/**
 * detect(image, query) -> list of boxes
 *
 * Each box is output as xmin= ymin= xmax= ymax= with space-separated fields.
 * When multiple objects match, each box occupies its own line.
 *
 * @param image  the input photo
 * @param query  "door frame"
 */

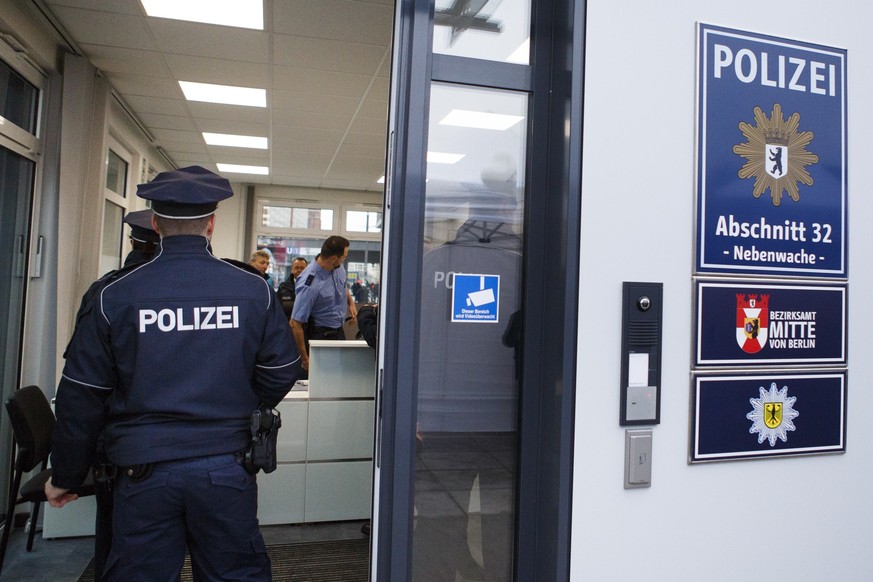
xmin=373 ymin=0 xmax=586 ymax=579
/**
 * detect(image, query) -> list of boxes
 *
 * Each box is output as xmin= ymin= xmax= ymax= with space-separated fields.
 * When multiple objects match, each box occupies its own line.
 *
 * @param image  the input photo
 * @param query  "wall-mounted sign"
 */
xmin=691 ymin=370 xmax=846 ymax=462
xmin=451 ymin=273 xmax=500 ymax=323
xmin=695 ymin=279 xmax=846 ymax=366
xmin=696 ymin=23 xmax=847 ymax=277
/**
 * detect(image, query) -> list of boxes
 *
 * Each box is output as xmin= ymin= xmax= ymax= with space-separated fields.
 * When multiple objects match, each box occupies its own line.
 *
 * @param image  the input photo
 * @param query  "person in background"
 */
xmin=290 ymin=236 xmax=357 ymax=371
xmin=249 ymin=249 xmax=274 ymax=286
xmin=46 ymin=166 xmax=301 ymax=581
xmin=277 ymin=256 xmax=308 ymax=319
xmin=120 ymin=209 xmax=160 ymax=267
xmin=75 ymin=208 xmax=159 ymax=580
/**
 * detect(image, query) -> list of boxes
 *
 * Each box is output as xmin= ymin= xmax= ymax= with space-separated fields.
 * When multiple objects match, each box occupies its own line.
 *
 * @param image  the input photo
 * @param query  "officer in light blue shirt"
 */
xmin=290 ymin=235 xmax=358 ymax=371
xmin=46 ymin=165 xmax=301 ymax=581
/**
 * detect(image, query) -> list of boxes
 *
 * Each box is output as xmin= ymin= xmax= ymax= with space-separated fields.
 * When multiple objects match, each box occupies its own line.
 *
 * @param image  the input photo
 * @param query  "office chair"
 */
xmin=0 ymin=385 xmax=95 ymax=574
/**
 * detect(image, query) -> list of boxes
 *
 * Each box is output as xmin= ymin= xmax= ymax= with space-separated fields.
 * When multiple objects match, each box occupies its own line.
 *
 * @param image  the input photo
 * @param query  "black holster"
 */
xmin=243 ymin=403 xmax=282 ymax=474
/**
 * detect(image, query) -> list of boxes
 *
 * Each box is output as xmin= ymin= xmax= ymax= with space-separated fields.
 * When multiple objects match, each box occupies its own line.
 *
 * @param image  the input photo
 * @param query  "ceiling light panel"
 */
xmin=203 ymin=132 xmax=268 ymax=149
xmin=439 ymin=109 xmax=524 ymax=131
xmin=179 ymin=81 xmax=266 ymax=107
xmin=427 ymin=151 xmax=465 ymax=164
xmin=141 ymin=0 xmax=264 ymax=30
xmin=217 ymin=163 xmax=269 ymax=175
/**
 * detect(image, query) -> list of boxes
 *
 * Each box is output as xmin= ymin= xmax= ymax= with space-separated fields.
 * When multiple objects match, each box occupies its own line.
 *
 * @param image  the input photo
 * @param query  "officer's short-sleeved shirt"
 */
xmin=291 ymin=260 xmax=348 ymax=328
xmin=57 ymin=235 xmax=300 ymax=467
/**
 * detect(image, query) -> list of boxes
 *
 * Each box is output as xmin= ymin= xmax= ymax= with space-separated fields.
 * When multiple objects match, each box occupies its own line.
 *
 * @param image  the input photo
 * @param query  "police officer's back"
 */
xmin=47 ymin=166 xmax=301 ymax=581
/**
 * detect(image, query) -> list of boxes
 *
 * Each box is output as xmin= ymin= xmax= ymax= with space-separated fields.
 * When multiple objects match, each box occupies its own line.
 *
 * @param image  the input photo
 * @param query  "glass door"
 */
xmin=375 ymin=0 xmax=582 ymax=579
xmin=412 ymin=83 xmax=526 ymax=581
xmin=0 ymin=47 xmax=42 ymax=511
xmin=0 ymin=146 xmax=36 ymax=503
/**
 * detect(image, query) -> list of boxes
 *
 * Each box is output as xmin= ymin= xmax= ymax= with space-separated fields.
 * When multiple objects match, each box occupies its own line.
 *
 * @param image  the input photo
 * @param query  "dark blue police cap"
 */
xmin=122 ymin=209 xmax=159 ymax=244
xmin=136 ymin=165 xmax=233 ymax=219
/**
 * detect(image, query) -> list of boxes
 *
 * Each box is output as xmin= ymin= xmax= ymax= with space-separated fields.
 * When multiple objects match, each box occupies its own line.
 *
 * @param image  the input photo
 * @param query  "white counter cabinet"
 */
xmin=257 ymin=340 xmax=376 ymax=525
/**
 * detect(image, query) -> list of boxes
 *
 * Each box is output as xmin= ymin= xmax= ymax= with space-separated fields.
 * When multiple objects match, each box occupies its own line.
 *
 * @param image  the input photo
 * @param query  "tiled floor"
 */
xmin=0 ymin=520 xmax=369 ymax=581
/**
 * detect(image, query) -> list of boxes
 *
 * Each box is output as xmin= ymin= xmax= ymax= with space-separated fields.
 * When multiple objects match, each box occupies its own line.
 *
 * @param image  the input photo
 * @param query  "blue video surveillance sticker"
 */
xmin=451 ymin=274 xmax=500 ymax=323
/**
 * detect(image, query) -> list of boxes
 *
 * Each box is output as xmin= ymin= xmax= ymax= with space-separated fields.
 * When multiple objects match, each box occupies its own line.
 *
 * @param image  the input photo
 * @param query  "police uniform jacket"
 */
xmin=51 ymin=235 xmax=301 ymax=489
xmin=290 ymin=259 xmax=348 ymax=329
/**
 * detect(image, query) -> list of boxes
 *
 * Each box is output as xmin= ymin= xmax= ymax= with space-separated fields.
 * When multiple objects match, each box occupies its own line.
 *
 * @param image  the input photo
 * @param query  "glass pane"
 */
xmin=433 ymin=0 xmax=531 ymax=65
xmin=261 ymin=204 xmax=334 ymax=230
xmin=0 ymin=58 xmax=39 ymax=133
xmin=346 ymin=209 xmax=382 ymax=233
xmin=0 ymin=146 xmax=34 ymax=497
xmin=347 ymin=242 xmax=381 ymax=303
xmin=105 ymin=149 xmax=128 ymax=197
xmin=413 ymin=83 xmax=526 ymax=581
xmin=100 ymin=200 xmax=124 ymax=275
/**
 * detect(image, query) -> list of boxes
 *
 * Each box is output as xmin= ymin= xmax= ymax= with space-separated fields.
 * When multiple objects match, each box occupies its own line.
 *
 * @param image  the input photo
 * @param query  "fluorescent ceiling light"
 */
xmin=203 ymin=132 xmax=268 ymax=149
xmin=179 ymin=81 xmax=266 ymax=107
xmin=141 ymin=0 xmax=264 ymax=30
xmin=217 ymin=163 xmax=269 ymax=175
xmin=427 ymin=151 xmax=465 ymax=164
xmin=439 ymin=109 xmax=524 ymax=131
xmin=506 ymin=39 xmax=530 ymax=64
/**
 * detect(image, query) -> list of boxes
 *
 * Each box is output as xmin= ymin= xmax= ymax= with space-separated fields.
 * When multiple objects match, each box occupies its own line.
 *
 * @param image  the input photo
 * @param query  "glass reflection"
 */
xmin=433 ymin=0 xmax=531 ymax=65
xmin=413 ymin=83 xmax=526 ymax=581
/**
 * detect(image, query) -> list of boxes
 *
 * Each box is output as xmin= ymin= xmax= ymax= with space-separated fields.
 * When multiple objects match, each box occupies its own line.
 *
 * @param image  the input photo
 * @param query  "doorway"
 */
xmin=374 ymin=0 xmax=583 ymax=579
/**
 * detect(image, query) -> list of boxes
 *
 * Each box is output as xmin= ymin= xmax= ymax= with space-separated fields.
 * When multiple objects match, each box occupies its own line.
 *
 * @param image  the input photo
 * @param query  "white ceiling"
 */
xmin=41 ymin=0 xmax=394 ymax=192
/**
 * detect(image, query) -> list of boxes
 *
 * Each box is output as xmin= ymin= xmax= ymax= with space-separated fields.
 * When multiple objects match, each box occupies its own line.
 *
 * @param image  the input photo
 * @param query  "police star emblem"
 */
xmin=747 ymin=382 xmax=800 ymax=446
xmin=732 ymin=103 xmax=819 ymax=206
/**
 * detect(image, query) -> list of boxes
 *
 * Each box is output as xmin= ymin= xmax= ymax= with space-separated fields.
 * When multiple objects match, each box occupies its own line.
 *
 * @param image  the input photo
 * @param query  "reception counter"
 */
xmin=257 ymin=339 xmax=377 ymax=525
xmin=44 ymin=340 xmax=376 ymax=538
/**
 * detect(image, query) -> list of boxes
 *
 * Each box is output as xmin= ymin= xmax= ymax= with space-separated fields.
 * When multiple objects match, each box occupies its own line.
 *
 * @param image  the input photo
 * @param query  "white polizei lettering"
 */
xmin=788 ymin=57 xmax=806 ymax=91
xmin=176 ymin=308 xmax=194 ymax=331
xmin=810 ymin=61 xmax=826 ymax=95
xmin=760 ymin=52 xmax=776 ymax=87
xmin=158 ymin=309 xmax=175 ymax=331
xmin=138 ymin=305 xmax=240 ymax=332
xmin=139 ymin=309 xmax=157 ymax=332
xmin=829 ymin=64 xmax=836 ymax=96
xmin=712 ymin=45 xmax=837 ymax=97
xmin=735 ymin=48 xmax=757 ymax=83
xmin=200 ymin=306 xmax=216 ymax=329
xmin=216 ymin=306 xmax=234 ymax=329
xmin=714 ymin=44 xmax=732 ymax=78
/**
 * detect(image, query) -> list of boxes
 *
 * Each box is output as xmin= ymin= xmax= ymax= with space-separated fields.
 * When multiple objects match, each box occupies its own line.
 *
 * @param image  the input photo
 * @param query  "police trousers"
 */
xmin=102 ymin=453 xmax=270 ymax=582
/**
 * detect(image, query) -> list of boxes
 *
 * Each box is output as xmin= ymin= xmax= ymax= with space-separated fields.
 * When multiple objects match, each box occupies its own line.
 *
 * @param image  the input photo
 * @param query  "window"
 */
xmin=261 ymin=202 xmax=334 ymax=231
xmin=0 ymin=57 xmax=39 ymax=134
xmin=105 ymin=149 xmax=128 ymax=197
xmin=102 ymin=137 xmax=133 ymax=275
xmin=345 ymin=209 xmax=382 ymax=234
xmin=254 ymin=199 xmax=382 ymax=291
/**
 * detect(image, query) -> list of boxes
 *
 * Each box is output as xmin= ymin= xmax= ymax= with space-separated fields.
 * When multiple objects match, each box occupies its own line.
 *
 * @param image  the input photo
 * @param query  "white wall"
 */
xmin=572 ymin=2 xmax=873 ymax=580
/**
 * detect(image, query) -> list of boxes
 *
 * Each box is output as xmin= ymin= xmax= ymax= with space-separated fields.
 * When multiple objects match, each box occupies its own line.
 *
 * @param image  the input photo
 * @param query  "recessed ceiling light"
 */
xmin=439 ymin=109 xmax=524 ymax=131
xmin=140 ymin=0 xmax=264 ymax=30
xmin=203 ymin=132 xmax=268 ymax=149
xmin=179 ymin=81 xmax=266 ymax=107
xmin=377 ymin=176 xmax=385 ymax=184
xmin=217 ymin=163 xmax=269 ymax=175
xmin=427 ymin=151 xmax=465 ymax=164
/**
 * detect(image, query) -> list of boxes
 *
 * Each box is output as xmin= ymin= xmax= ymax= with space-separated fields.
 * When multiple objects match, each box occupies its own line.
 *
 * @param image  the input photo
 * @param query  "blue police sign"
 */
xmin=696 ymin=24 xmax=847 ymax=277
xmin=691 ymin=371 xmax=846 ymax=462
xmin=451 ymin=274 xmax=500 ymax=323
xmin=695 ymin=279 xmax=846 ymax=366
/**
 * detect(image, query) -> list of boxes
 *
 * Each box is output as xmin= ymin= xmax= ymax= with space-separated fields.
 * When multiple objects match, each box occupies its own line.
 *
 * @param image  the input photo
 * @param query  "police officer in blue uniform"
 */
xmin=289 ymin=236 xmax=357 ymax=371
xmin=46 ymin=165 xmax=301 ymax=581
xmin=120 ymin=209 xmax=160 ymax=266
